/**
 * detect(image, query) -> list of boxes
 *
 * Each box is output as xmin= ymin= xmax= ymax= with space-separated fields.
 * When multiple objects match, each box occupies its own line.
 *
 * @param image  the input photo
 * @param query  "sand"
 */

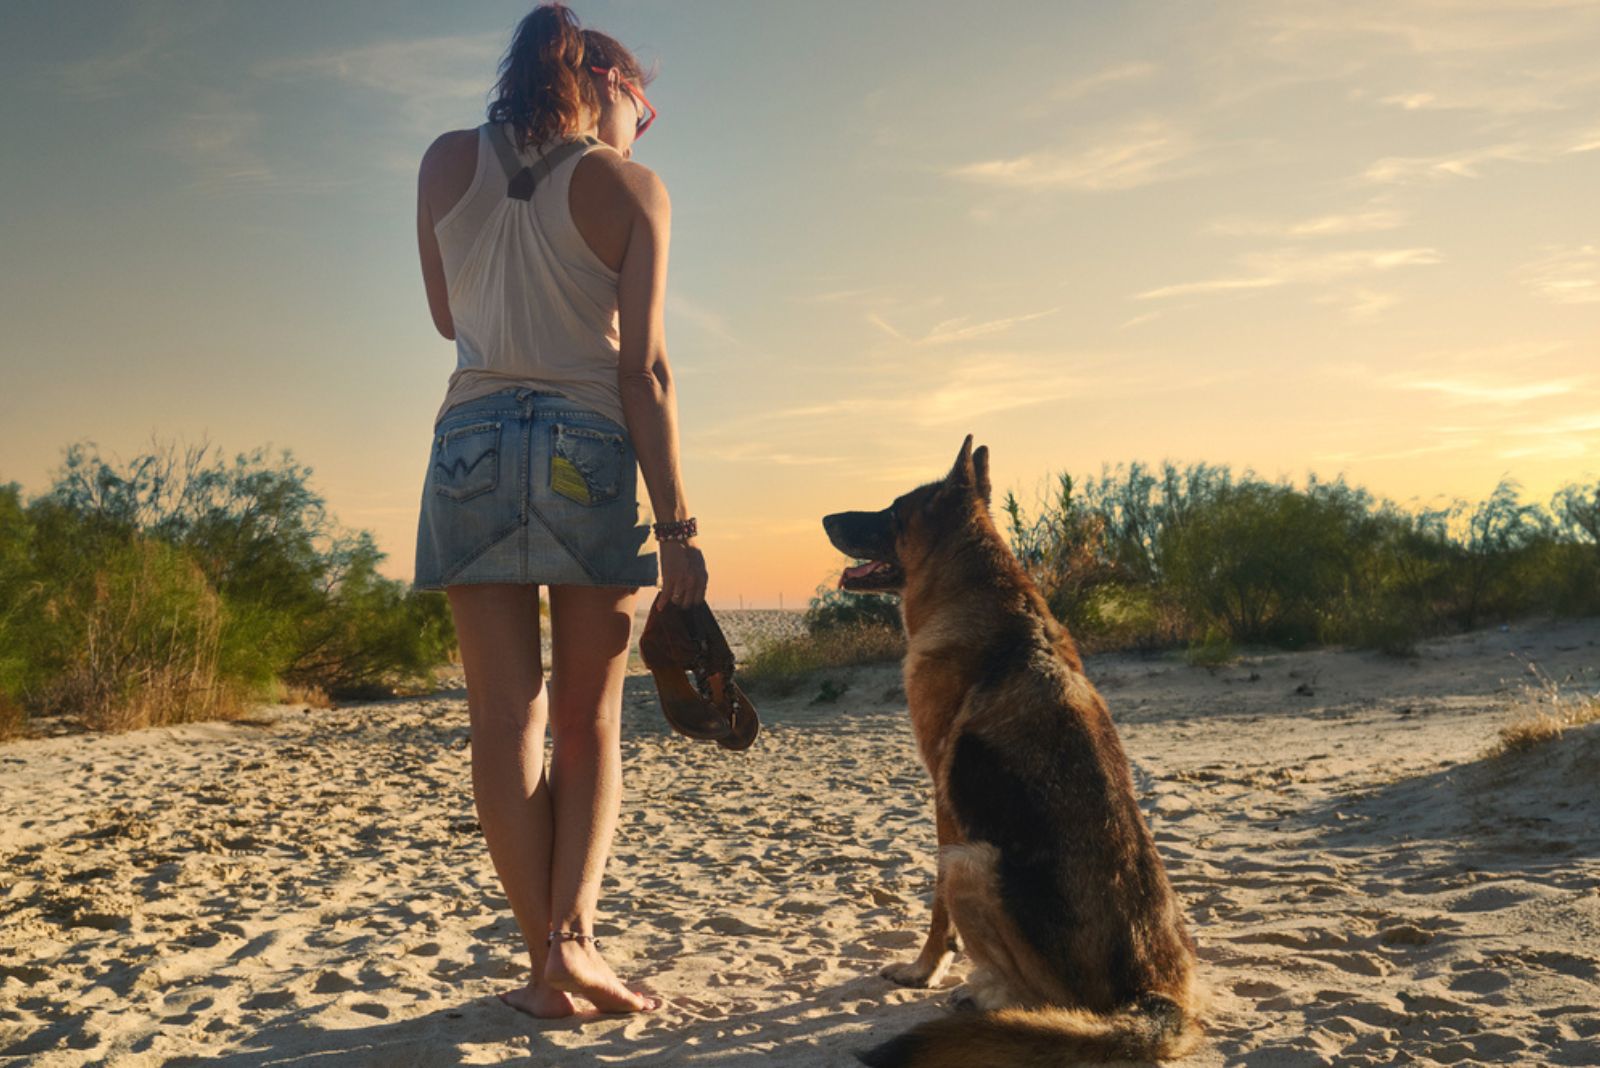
xmin=2 ymin=614 xmax=1598 ymax=1066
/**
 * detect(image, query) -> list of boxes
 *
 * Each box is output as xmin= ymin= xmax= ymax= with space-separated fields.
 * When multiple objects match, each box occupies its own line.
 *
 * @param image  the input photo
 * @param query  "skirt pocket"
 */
xmin=549 ymin=422 xmax=628 ymax=507
xmin=432 ymin=420 xmax=502 ymax=502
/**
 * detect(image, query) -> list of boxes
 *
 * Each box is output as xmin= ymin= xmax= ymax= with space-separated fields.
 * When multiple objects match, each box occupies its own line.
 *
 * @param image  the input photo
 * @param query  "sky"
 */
xmin=2 ymin=0 xmax=1598 ymax=609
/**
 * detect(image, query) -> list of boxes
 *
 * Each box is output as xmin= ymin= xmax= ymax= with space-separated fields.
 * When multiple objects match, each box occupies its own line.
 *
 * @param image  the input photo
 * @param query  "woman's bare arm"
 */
xmin=609 ymin=162 xmax=707 ymax=606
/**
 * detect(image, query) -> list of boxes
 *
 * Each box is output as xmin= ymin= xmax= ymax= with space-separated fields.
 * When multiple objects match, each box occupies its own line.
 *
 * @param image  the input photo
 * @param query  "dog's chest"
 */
xmin=903 ymin=654 xmax=968 ymax=775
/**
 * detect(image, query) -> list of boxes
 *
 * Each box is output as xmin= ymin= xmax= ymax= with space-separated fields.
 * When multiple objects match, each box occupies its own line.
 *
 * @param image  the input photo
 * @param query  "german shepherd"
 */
xmin=822 ymin=437 xmax=1201 ymax=1066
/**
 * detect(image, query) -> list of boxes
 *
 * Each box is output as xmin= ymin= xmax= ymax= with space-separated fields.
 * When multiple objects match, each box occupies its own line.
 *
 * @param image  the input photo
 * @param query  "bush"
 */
xmin=1184 ymin=628 xmax=1234 ymax=668
xmin=1003 ymin=463 xmax=1600 ymax=656
xmin=32 ymin=537 xmax=241 ymax=731
xmin=0 ymin=439 xmax=458 ymax=735
xmin=740 ymin=623 xmax=905 ymax=696
xmin=803 ymin=582 xmax=901 ymax=635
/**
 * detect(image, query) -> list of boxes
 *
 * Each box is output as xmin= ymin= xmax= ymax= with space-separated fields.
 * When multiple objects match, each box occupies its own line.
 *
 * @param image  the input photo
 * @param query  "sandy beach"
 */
xmin=2 ymin=613 xmax=1598 ymax=1066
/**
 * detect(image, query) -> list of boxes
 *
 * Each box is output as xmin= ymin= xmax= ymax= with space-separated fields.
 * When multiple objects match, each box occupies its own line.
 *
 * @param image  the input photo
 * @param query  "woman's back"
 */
xmin=428 ymin=123 xmax=627 ymax=429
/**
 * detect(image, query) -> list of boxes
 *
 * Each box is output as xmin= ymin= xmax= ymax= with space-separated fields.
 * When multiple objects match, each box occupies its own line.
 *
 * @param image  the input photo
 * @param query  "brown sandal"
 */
xmin=638 ymin=593 xmax=761 ymax=748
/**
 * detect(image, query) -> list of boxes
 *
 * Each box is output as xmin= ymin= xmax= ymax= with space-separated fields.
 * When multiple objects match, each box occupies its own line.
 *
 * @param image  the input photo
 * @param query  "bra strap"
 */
xmin=490 ymin=124 xmax=602 ymax=201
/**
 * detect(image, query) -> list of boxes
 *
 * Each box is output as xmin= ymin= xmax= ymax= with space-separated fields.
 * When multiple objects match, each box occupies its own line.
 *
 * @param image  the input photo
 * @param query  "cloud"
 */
xmin=258 ymin=33 xmax=503 ymax=128
xmin=1054 ymin=62 xmax=1159 ymax=102
xmin=1318 ymin=438 xmax=1480 ymax=463
xmin=1314 ymin=288 xmax=1402 ymax=320
xmin=1248 ymin=1 xmax=1600 ymax=58
xmin=1135 ymin=247 xmax=1442 ymax=300
xmin=1360 ymin=143 xmax=1540 ymax=184
xmin=949 ymin=120 xmax=1199 ymax=192
xmin=56 ymin=3 xmax=223 ymax=100
xmin=867 ymin=308 xmax=1059 ymax=346
xmin=1385 ymin=374 xmax=1584 ymax=405
xmin=667 ymin=295 xmax=745 ymax=349
xmin=1206 ymin=208 xmax=1409 ymax=238
xmin=1518 ymin=245 xmax=1600 ymax=305
xmin=696 ymin=442 xmax=845 ymax=467
xmin=163 ymin=89 xmax=353 ymax=197
xmin=769 ymin=352 xmax=1095 ymax=428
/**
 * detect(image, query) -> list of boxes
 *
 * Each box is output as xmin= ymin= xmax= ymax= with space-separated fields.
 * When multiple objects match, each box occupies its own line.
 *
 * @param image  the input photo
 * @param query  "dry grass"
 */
xmin=0 ymin=693 xmax=26 ymax=742
xmin=739 ymin=624 xmax=906 ymax=696
xmin=280 ymin=682 xmax=333 ymax=709
xmin=40 ymin=540 xmax=246 ymax=734
xmin=1489 ymin=658 xmax=1600 ymax=757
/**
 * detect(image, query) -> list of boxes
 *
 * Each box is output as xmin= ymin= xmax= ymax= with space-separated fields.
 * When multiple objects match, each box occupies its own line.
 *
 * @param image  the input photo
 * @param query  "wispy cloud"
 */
xmin=667 ymin=294 xmax=745 ymax=350
xmin=949 ymin=120 xmax=1199 ymax=192
xmin=1318 ymin=437 xmax=1480 ymax=464
xmin=1135 ymin=247 xmax=1441 ymax=300
xmin=1054 ymin=62 xmax=1159 ymax=102
xmin=164 ymin=89 xmax=352 ymax=197
xmin=1517 ymin=245 xmax=1600 ymax=304
xmin=1360 ymin=142 xmax=1540 ymax=184
xmin=867 ymin=308 xmax=1059 ymax=346
xmin=696 ymin=441 xmax=845 ymax=467
xmin=56 ymin=3 xmax=223 ymax=100
xmin=1385 ymin=373 xmax=1585 ymax=405
xmin=1206 ymin=207 xmax=1408 ymax=238
xmin=768 ymin=352 xmax=1095 ymax=428
xmin=1250 ymin=1 xmax=1600 ymax=58
xmin=1314 ymin=288 xmax=1402 ymax=320
xmin=258 ymin=33 xmax=502 ymax=130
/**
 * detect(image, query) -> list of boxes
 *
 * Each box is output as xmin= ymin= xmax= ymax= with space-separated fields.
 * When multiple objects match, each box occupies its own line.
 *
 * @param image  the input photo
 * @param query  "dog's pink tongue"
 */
xmin=841 ymin=561 xmax=884 ymax=585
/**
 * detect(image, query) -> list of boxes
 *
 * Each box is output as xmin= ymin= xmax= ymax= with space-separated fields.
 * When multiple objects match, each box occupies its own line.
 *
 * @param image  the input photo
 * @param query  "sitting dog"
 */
xmin=822 ymin=436 xmax=1201 ymax=1066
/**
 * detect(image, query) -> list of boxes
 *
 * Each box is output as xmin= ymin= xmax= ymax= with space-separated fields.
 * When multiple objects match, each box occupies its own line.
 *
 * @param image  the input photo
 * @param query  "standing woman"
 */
xmin=413 ymin=3 xmax=704 ymax=1017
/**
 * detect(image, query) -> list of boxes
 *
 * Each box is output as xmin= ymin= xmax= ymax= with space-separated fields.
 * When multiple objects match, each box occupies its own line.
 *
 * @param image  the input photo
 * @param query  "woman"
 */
xmin=412 ymin=3 xmax=704 ymax=1017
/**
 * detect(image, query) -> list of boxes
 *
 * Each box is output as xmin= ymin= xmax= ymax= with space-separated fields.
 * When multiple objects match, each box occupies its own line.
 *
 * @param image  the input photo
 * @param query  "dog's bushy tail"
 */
xmin=856 ymin=994 xmax=1200 ymax=1068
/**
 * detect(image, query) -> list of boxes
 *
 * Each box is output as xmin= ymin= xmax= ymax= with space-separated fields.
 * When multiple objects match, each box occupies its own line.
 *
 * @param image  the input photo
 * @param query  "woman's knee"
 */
xmin=470 ymin=684 xmax=548 ymax=737
xmin=548 ymin=701 xmax=622 ymax=742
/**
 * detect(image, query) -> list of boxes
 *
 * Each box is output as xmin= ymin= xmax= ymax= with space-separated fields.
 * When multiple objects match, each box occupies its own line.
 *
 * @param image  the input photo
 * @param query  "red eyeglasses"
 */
xmin=590 ymin=66 xmax=656 ymax=139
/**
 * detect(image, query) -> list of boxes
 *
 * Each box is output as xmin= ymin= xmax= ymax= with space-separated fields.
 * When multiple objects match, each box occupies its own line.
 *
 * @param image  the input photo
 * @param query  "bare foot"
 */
xmin=497 ymin=983 xmax=578 ymax=1019
xmin=544 ymin=939 xmax=660 ymax=1013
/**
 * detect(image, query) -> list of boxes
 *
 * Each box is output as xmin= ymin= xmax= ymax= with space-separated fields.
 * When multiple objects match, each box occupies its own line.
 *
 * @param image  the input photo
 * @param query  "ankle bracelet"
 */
xmin=548 ymin=928 xmax=602 ymax=951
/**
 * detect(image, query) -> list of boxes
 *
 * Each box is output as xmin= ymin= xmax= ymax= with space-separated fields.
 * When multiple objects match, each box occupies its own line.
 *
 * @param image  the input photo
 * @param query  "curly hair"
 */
xmin=487 ymin=3 xmax=650 ymax=151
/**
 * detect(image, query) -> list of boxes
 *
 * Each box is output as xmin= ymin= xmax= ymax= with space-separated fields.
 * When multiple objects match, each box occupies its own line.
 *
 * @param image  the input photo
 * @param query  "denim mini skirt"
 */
xmin=413 ymin=387 xmax=658 ymax=591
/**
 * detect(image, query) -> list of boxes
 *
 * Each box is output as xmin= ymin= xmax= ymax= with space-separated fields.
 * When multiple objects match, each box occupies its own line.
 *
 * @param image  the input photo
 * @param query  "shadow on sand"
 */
xmin=170 ymin=974 xmax=944 ymax=1067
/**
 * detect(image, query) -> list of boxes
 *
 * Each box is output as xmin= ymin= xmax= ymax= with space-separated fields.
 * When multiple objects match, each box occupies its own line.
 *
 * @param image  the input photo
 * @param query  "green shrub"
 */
xmin=32 ymin=536 xmax=241 ymax=731
xmin=1004 ymin=464 xmax=1600 ymax=656
xmin=741 ymin=623 xmax=905 ymax=696
xmin=0 ymin=439 xmax=459 ymax=735
xmin=803 ymin=582 xmax=901 ymax=635
xmin=1184 ymin=628 xmax=1235 ymax=668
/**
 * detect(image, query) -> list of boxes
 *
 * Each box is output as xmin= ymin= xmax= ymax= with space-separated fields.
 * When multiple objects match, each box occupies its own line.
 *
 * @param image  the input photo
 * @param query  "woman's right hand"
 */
xmin=659 ymin=539 xmax=708 ymax=607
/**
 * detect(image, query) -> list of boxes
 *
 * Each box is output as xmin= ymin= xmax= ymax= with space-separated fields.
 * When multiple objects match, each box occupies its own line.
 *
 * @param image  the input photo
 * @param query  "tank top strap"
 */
xmin=488 ymin=124 xmax=604 ymax=202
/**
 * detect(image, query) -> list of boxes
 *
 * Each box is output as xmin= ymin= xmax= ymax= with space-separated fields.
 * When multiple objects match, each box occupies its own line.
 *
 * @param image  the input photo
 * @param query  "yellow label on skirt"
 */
xmin=551 ymin=455 xmax=593 ymax=505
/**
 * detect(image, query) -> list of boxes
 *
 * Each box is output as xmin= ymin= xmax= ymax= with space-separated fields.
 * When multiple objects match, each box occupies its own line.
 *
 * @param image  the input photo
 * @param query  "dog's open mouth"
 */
xmin=840 ymin=559 xmax=903 ymax=592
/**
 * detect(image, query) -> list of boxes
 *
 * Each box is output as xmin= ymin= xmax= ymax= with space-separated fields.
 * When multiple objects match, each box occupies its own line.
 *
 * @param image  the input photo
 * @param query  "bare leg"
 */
xmin=446 ymin=584 xmax=574 ymax=1018
xmin=542 ymin=584 xmax=658 ymax=1013
xmin=882 ymin=800 xmax=963 ymax=987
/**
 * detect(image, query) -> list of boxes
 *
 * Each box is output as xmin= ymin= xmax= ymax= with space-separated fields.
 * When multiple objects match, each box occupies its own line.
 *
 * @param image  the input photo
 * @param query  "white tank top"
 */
xmin=431 ymin=122 xmax=625 ymax=428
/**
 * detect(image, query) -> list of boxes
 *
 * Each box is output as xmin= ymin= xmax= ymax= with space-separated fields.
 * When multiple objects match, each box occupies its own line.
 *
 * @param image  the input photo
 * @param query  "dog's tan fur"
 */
xmin=827 ymin=438 xmax=1202 ymax=1067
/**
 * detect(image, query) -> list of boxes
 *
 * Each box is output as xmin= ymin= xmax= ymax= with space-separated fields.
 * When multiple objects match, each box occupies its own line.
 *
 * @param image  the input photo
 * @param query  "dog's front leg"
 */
xmin=880 ymin=802 xmax=962 ymax=988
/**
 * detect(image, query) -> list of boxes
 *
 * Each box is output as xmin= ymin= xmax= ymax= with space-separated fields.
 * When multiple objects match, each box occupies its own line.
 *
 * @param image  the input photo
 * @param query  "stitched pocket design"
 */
xmin=550 ymin=423 xmax=627 ymax=507
xmin=432 ymin=420 xmax=502 ymax=502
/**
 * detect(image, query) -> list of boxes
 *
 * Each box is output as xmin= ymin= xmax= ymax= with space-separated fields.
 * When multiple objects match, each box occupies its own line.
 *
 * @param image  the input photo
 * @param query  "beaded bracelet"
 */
xmin=653 ymin=517 xmax=698 ymax=543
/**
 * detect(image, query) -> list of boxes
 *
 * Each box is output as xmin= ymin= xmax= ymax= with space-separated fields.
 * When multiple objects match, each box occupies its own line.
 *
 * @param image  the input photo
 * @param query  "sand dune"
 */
xmin=2 ymin=616 xmax=1598 ymax=1066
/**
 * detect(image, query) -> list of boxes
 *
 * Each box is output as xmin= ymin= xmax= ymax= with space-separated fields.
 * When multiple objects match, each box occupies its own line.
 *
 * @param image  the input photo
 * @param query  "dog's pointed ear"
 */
xmin=946 ymin=434 xmax=975 ymax=489
xmin=973 ymin=445 xmax=991 ymax=505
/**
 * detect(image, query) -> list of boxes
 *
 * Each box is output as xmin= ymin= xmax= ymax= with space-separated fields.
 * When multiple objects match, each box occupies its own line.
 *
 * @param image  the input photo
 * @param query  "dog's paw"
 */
xmin=880 ymin=953 xmax=952 ymax=988
xmin=948 ymin=988 xmax=979 ymax=1013
xmin=879 ymin=959 xmax=936 ymax=988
